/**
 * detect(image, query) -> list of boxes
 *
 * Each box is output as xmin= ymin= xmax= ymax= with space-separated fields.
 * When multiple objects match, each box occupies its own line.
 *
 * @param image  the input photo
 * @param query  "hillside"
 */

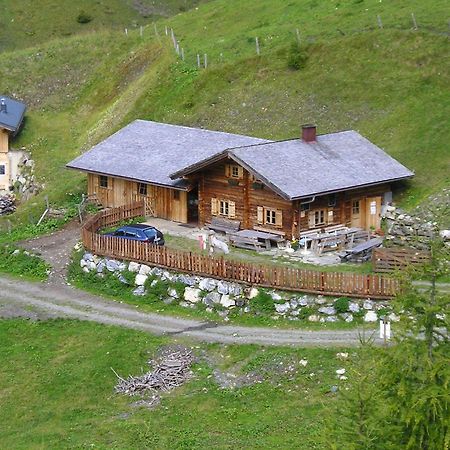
xmin=0 ymin=0 xmax=449 ymax=226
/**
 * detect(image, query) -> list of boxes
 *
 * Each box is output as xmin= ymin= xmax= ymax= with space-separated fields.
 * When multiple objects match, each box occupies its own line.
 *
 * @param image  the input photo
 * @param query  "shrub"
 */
xmin=287 ymin=41 xmax=308 ymax=70
xmin=77 ymin=11 xmax=93 ymax=24
xmin=334 ymin=297 xmax=350 ymax=314
xmin=298 ymin=306 xmax=316 ymax=320
xmin=252 ymin=291 xmax=274 ymax=314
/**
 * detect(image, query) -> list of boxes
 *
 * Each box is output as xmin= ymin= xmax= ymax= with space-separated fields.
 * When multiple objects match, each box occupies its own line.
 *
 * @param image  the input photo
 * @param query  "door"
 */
xmin=350 ymin=199 xmax=364 ymax=228
xmin=365 ymin=196 xmax=382 ymax=230
xmin=187 ymin=187 xmax=199 ymax=223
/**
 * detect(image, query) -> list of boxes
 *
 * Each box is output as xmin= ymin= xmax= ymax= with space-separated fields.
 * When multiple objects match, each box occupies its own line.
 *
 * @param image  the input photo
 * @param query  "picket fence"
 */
xmin=82 ymin=202 xmax=400 ymax=299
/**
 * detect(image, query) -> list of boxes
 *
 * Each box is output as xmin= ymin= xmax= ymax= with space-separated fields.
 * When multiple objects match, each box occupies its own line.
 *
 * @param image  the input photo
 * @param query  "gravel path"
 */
xmin=0 ymin=275 xmax=380 ymax=346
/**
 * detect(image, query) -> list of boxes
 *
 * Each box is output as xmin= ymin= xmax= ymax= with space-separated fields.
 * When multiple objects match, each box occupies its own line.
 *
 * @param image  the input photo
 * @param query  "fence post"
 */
xmin=181 ymin=47 xmax=185 ymax=61
xmin=140 ymin=25 xmax=143 ymax=37
xmin=197 ymin=53 xmax=201 ymax=68
xmin=411 ymin=12 xmax=418 ymax=30
xmin=125 ymin=28 xmax=128 ymax=36
xmin=295 ymin=28 xmax=301 ymax=45
xmin=204 ymin=53 xmax=208 ymax=68
xmin=377 ymin=15 xmax=383 ymax=29
xmin=255 ymin=37 xmax=260 ymax=55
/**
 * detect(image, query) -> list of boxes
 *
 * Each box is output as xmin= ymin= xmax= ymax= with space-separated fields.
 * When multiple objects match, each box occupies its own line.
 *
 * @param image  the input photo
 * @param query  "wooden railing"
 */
xmin=372 ymin=247 xmax=430 ymax=273
xmin=82 ymin=201 xmax=400 ymax=299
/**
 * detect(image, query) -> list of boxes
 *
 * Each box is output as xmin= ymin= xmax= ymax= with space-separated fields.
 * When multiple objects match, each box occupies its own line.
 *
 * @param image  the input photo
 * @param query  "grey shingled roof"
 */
xmin=66 ymin=120 xmax=269 ymax=189
xmin=228 ymin=131 xmax=414 ymax=200
xmin=0 ymin=95 xmax=26 ymax=134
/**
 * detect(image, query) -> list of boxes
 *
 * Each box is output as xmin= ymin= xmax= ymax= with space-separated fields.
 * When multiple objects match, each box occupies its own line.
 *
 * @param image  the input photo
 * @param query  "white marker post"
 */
xmin=379 ymin=318 xmax=391 ymax=345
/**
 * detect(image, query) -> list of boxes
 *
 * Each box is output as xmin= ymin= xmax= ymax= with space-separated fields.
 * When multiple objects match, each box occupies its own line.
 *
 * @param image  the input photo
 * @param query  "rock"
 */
xmin=315 ymin=295 xmax=327 ymax=305
xmin=139 ymin=264 xmax=152 ymax=276
xmin=308 ymin=314 xmax=320 ymax=322
xmin=161 ymin=271 xmax=172 ymax=281
xmin=106 ymin=259 xmax=121 ymax=272
xmin=128 ymin=261 xmax=140 ymax=273
xmin=275 ymin=302 xmax=290 ymax=314
xmin=199 ymin=278 xmax=217 ymax=292
xmin=87 ymin=261 xmax=96 ymax=271
xmin=228 ymin=283 xmax=243 ymax=297
xmin=168 ymin=288 xmax=179 ymax=299
xmin=348 ymin=302 xmax=360 ymax=313
xmin=150 ymin=279 xmax=158 ymax=287
xmin=235 ymin=298 xmax=246 ymax=307
xmin=330 ymin=385 xmax=339 ymax=393
xmin=336 ymin=352 xmax=349 ymax=360
xmin=80 ymin=259 xmax=87 ymax=268
xmin=179 ymin=301 xmax=190 ymax=308
xmin=248 ymin=287 xmax=259 ymax=299
xmin=82 ymin=266 xmax=89 ymax=273
xmin=205 ymin=307 xmax=214 ymax=313
xmin=299 ymin=359 xmax=308 ymax=367
xmin=96 ymin=261 xmax=105 ymax=273
xmin=326 ymin=315 xmax=338 ymax=322
xmin=220 ymin=295 xmax=236 ymax=308
xmin=151 ymin=267 xmax=163 ymax=277
xmin=271 ymin=292 xmax=282 ymax=301
xmin=388 ymin=313 xmax=400 ymax=322
xmin=290 ymin=298 xmax=299 ymax=309
xmin=440 ymin=230 xmax=450 ymax=240
xmin=217 ymin=281 xmax=230 ymax=295
xmin=163 ymin=297 xmax=174 ymax=305
xmin=203 ymin=291 xmax=221 ymax=306
xmin=83 ymin=252 xmax=94 ymax=262
xmin=363 ymin=300 xmax=374 ymax=310
xmin=341 ymin=313 xmax=354 ymax=323
xmin=318 ymin=306 xmax=336 ymax=315
xmin=336 ymin=368 xmax=346 ymax=375
xmin=290 ymin=309 xmax=300 ymax=317
xmin=117 ymin=274 xmax=129 ymax=284
xmin=178 ymin=274 xmax=196 ymax=286
xmin=184 ymin=287 xmax=201 ymax=303
xmin=132 ymin=286 xmax=146 ymax=296
xmin=135 ymin=274 xmax=148 ymax=286
xmin=117 ymin=262 xmax=127 ymax=272
xmin=12 ymin=249 xmax=20 ymax=256
xmin=364 ymin=311 xmax=378 ymax=322
xmin=298 ymin=296 xmax=310 ymax=307
xmin=243 ymin=306 xmax=251 ymax=313
xmin=217 ymin=310 xmax=229 ymax=319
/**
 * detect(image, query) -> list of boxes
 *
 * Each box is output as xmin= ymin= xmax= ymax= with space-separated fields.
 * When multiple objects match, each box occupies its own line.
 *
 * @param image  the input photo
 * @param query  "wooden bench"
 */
xmin=316 ymin=235 xmax=347 ymax=254
xmin=324 ymin=224 xmax=347 ymax=234
xmin=206 ymin=217 xmax=240 ymax=234
xmin=229 ymin=235 xmax=266 ymax=251
xmin=339 ymin=238 xmax=383 ymax=262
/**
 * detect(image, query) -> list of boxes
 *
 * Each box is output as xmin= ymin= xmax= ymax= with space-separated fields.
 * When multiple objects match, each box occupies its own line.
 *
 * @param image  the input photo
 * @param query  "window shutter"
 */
xmin=237 ymin=166 xmax=244 ymax=179
xmin=257 ymin=206 xmax=264 ymax=224
xmin=211 ymin=198 xmax=218 ymax=216
xmin=228 ymin=201 xmax=236 ymax=218
xmin=275 ymin=209 xmax=283 ymax=228
xmin=327 ymin=210 xmax=334 ymax=224
xmin=308 ymin=211 xmax=315 ymax=228
xmin=225 ymin=164 xmax=231 ymax=178
xmin=108 ymin=177 xmax=114 ymax=191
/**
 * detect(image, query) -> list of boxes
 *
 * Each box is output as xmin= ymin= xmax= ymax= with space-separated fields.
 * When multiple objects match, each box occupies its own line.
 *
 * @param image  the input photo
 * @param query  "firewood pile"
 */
xmin=0 ymin=193 xmax=16 ymax=216
xmin=113 ymin=348 xmax=194 ymax=397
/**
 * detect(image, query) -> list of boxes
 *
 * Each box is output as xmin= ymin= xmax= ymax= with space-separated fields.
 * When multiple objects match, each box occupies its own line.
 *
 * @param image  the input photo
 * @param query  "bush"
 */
xmin=334 ymin=297 xmax=350 ymax=314
xmin=0 ymin=245 xmax=50 ymax=281
xmin=252 ymin=291 xmax=274 ymax=314
xmin=77 ymin=11 xmax=93 ymax=24
xmin=287 ymin=41 xmax=308 ymax=70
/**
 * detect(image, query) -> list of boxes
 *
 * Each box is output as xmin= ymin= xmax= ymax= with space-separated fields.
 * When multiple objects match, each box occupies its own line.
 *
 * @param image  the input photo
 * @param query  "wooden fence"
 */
xmin=81 ymin=202 xmax=400 ymax=299
xmin=372 ymin=248 xmax=430 ymax=273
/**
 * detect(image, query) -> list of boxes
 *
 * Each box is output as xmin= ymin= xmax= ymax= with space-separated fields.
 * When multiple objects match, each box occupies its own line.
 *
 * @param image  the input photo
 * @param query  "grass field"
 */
xmin=0 ymin=0 xmax=449 ymax=232
xmin=0 ymin=319 xmax=348 ymax=449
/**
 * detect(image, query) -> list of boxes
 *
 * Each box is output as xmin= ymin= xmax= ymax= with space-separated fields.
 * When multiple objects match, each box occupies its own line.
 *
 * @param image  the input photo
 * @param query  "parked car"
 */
xmin=105 ymin=224 xmax=164 ymax=245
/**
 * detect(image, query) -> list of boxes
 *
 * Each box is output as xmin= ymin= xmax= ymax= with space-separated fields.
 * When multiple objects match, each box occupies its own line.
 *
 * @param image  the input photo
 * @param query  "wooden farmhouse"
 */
xmin=67 ymin=120 xmax=414 ymax=239
xmin=0 ymin=96 xmax=26 ymax=192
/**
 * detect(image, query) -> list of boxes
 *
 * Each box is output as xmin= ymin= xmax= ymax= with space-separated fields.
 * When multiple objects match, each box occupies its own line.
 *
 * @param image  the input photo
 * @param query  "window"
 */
xmin=352 ymin=200 xmax=360 ymax=215
xmin=138 ymin=182 xmax=147 ymax=196
xmin=0 ymin=165 xmax=5 ymax=175
xmin=99 ymin=175 xmax=108 ymax=188
xmin=314 ymin=210 xmax=325 ymax=226
xmin=257 ymin=206 xmax=282 ymax=228
xmin=300 ymin=202 xmax=310 ymax=211
xmin=328 ymin=194 xmax=337 ymax=207
xmin=211 ymin=198 xmax=236 ymax=218
xmin=225 ymin=164 xmax=243 ymax=179
xmin=173 ymin=190 xmax=180 ymax=200
xmin=265 ymin=208 xmax=277 ymax=225
xmin=219 ymin=200 xmax=230 ymax=216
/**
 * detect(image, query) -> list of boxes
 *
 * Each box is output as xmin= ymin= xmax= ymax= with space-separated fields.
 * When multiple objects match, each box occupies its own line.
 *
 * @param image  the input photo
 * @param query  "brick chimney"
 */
xmin=302 ymin=124 xmax=316 ymax=143
xmin=0 ymin=99 xmax=6 ymax=113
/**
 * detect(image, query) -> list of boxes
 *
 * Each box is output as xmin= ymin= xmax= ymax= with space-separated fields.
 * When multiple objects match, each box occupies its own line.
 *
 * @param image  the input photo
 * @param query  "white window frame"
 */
xmin=0 ymin=164 xmax=5 ymax=175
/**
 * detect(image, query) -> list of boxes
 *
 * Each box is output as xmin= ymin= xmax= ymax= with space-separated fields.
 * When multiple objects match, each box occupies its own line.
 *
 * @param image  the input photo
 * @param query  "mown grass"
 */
xmin=0 ymin=245 xmax=49 ymax=281
xmin=0 ymin=319 xmax=349 ymax=449
xmin=0 ymin=0 xmax=448 ymax=236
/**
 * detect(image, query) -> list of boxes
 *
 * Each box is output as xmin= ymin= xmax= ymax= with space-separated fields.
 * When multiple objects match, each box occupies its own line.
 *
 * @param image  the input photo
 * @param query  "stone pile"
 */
xmin=13 ymin=155 xmax=40 ymax=201
xmin=0 ymin=193 xmax=16 ymax=215
xmin=80 ymin=252 xmax=395 ymax=323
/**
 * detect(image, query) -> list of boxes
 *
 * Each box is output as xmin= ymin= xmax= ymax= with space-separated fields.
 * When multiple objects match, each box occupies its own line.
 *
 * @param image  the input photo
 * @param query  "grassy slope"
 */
xmin=0 ymin=0 xmax=208 ymax=51
xmin=0 ymin=319 xmax=346 ymax=449
xmin=0 ymin=0 xmax=449 ymax=232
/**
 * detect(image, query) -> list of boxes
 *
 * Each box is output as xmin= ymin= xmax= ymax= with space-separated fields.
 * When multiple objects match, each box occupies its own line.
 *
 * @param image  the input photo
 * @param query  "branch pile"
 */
xmin=0 ymin=193 xmax=16 ymax=216
xmin=113 ymin=348 xmax=194 ymax=398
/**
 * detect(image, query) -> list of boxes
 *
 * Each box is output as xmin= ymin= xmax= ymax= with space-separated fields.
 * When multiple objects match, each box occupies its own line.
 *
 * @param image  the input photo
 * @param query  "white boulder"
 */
xmin=128 ymin=261 xmax=141 ymax=273
xmin=135 ymin=274 xmax=148 ymax=286
xmin=184 ymin=287 xmax=201 ymax=303
xmin=139 ymin=264 xmax=152 ymax=276
xmin=364 ymin=311 xmax=378 ymax=322
xmin=220 ymin=295 xmax=236 ymax=308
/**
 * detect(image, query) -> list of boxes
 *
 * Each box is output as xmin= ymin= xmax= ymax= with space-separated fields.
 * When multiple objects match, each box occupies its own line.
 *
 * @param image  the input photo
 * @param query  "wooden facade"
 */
xmin=0 ymin=128 xmax=10 ymax=191
xmin=87 ymin=173 xmax=188 ymax=223
xmin=87 ymin=158 xmax=388 ymax=239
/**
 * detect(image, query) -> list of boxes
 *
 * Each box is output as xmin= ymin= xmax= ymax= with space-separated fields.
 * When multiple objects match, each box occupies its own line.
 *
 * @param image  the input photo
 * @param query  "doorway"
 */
xmin=187 ymin=186 xmax=199 ymax=224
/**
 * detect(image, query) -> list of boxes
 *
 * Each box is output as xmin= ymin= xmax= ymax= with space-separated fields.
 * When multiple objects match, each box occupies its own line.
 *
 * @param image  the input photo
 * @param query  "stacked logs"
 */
xmin=0 ymin=193 xmax=16 ymax=216
xmin=113 ymin=348 xmax=194 ymax=397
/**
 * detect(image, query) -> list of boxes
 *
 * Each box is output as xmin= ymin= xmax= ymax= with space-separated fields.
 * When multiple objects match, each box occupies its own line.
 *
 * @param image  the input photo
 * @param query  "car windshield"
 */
xmin=143 ymin=228 xmax=157 ymax=239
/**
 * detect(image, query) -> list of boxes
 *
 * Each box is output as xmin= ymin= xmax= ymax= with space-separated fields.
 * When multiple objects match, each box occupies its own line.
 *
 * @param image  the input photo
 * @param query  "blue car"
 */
xmin=106 ymin=224 xmax=165 ymax=245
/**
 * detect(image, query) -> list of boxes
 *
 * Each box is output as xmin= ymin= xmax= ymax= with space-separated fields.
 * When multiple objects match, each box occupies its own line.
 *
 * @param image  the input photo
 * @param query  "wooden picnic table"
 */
xmin=339 ymin=237 xmax=383 ymax=262
xmin=299 ymin=227 xmax=363 ymax=254
xmin=229 ymin=229 xmax=285 ymax=251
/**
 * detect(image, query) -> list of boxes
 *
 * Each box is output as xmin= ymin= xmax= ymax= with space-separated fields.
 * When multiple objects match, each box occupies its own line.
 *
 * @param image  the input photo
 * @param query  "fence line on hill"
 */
xmin=82 ymin=202 xmax=400 ymax=299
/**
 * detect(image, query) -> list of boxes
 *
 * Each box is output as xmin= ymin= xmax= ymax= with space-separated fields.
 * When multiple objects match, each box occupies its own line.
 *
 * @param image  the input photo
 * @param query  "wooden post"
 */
xmin=176 ymin=43 xmax=180 ymax=55
xmin=377 ymin=15 xmax=383 ymax=29
xmin=411 ymin=12 xmax=418 ymax=30
xmin=197 ymin=53 xmax=201 ymax=68
xmin=204 ymin=53 xmax=208 ymax=68
xmin=153 ymin=23 xmax=158 ymax=36
xmin=165 ymin=26 xmax=168 ymax=36
xmin=125 ymin=28 xmax=128 ymax=36
xmin=181 ymin=47 xmax=185 ymax=61
xmin=255 ymin=37 xmax=260 ymax=55
xmin=295 ymin=28 xmax=301 ymax=45
xmin=140 ymin=26 xmax=143 ymax=37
